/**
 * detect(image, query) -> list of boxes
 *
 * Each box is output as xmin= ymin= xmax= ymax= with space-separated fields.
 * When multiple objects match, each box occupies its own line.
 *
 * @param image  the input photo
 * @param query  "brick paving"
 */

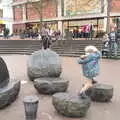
xmin=0 ymin=55 xmax=120 ymax=120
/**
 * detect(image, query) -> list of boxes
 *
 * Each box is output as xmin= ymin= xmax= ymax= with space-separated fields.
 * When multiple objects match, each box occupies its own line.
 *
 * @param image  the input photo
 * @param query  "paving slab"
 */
xmin=0 ymin=55 xmax=119 ymax=120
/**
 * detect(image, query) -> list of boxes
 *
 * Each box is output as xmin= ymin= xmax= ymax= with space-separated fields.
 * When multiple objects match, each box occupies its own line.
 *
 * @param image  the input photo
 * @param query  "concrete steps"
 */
xmin=0 ymin=39 xmax=119 ymax=59
xmin=51 ymin=40 xmax=103 ymax=57
xmin=0 ymin=40 xmax=42 ymax=55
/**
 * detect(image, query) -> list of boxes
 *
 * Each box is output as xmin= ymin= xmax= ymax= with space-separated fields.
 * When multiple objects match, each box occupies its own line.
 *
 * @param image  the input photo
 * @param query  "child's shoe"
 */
xmin=92 ymin=78 xmax=98 ymax=84
xmin=78 ymin=92 xmax=88 ymax=99
xmin=85 ymin=87 xmax=93 ymax=97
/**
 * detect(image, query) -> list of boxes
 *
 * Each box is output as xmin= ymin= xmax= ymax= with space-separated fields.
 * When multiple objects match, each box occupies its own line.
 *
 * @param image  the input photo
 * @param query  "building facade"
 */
xmin=0 ymin=0 xmax=13 ymax=35
xmin=12 ymin=0 xmax=57 ymax=35
xmin=12 ymin=0 xmax=120 ymax=37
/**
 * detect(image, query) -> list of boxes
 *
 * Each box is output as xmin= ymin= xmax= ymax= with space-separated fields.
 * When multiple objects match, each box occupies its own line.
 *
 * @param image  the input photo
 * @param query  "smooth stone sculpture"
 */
xmin=0 ymin=57 xmax=20 ymax=109
xmin=27 ymin=49 xmax=62 ymax=81
xmin=52 ymin=93 xmax=91 ymax=117
xmin=34 ymin=78 xmax=69 ymax=95
xmin=90 ymin=83 xmax=113 ymax=102
xmin=0 ymin=79 xmax=20 ymax=108
xmin=0 ymin=57 xmax=9 ymax=88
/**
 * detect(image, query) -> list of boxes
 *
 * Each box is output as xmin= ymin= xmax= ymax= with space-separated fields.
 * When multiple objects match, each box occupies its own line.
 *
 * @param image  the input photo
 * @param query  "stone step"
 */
xmin=52 ymin=47 xmax=102 ymax=51
xmin=0 ymin=51 xmax=32 ymax=54
xmin=52 ymin=43 xmax=102 ymax=46
xmin=55 ymin=40 xmax=102 ymax=43
xmin=0 ymin=47 xmax=41 ymax=49
xmin=52 ymin=46 xmax=102 ymax=49
xmin=59 ymin=54 xmax=80 ymax=57
xmin=1 ymin=40 xmax=120 ymax=59
xmin=53 ymin=50 xmax=84 ymax=54
xmin=0 ymin=48 xmax=40 ymax=51
xmin=0 ymin=45 xmax=42 ymax=48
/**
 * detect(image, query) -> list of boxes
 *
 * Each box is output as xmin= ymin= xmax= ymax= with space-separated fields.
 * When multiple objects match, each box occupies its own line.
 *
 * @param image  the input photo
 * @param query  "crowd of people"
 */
xmin=72 ymin=24 xmax=93 ymax=38
xmin=19 ymin=25 xmax=61 ymax=42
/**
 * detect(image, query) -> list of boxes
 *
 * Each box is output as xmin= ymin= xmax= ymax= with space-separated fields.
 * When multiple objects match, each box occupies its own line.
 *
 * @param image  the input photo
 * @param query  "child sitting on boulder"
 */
xmin=77 ymin=45 xmax=101 ymax=98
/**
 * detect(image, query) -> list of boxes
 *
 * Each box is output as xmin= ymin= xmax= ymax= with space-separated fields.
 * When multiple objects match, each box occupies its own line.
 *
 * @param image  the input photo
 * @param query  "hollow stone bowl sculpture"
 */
xmin=90 ymin=83 xmax=113 ymax=102
xmin=27 ymin=49 xmax=62 ymax=81
xmin=0 ymin=57 xmax=20 ymax=109
xmin=34 ymin=78 xmax=69 ymax=95
xmin=52 ymin=93 xmax=91 ymax=117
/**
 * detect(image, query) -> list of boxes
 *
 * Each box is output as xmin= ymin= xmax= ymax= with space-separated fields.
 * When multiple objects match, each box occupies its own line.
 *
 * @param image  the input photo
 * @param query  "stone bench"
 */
xmin=0 ymin=79 xmax=20 ymax=109
xmin=0 ymin=57 xmax=20 ymax=109
xmin=52 ymin=93 xmax=91 ymax=117
xmin=88 ymin=84 xmax=114 ymax=102
xmin=34 ymin=78 xmax=69 ymax=95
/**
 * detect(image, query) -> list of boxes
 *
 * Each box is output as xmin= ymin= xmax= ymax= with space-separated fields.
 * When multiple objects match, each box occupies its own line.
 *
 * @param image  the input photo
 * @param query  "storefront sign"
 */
xmin=0 ymin=20 xmax=4 ymax=24
xmin=64 ymin=0 xmax=102 ymax=16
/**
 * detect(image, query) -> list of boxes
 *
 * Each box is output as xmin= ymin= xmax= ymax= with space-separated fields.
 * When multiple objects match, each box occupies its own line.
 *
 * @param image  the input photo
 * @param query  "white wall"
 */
xmin=0 ymin=0 xmax=13 ymax=35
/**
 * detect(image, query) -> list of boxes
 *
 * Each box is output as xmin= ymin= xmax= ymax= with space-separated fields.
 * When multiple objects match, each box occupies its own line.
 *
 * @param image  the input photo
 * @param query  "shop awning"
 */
xmin=0 ymin=20 xmax=5 ymax=24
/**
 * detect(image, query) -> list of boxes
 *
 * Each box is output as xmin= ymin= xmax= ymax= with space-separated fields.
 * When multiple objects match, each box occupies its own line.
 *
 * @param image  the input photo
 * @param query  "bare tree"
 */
xmin=27 ymin=0 xmax=57 ymax=32
xmin=106 ymin=0 xmax=112 ymax=34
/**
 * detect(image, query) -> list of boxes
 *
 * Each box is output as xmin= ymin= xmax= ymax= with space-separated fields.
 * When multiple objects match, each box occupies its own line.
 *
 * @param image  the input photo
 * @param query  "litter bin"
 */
xmin=23 ymin=96 xmax=39 ymax=120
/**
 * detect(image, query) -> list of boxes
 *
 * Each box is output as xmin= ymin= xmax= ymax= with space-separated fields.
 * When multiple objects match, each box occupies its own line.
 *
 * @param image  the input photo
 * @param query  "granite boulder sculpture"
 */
xmin=0 ymin=57 xmax=20 ymax=108
xmin=27 ymin=49 xmax=62 ymax=81
xmin=52 ymin=93 xmax=91 ymax=117
xmin=27 ymin=49 xmax=69 ymax=95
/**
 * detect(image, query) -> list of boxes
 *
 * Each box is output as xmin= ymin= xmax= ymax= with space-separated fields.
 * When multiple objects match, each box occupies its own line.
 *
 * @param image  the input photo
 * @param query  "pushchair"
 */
xmin=101 ymin=41 xmax=110 ymax=57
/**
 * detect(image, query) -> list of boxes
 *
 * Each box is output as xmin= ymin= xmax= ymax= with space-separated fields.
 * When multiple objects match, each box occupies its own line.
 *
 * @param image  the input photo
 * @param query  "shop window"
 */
xmin=16 ymin=5 xmax=22 ymax=9
xmin=63 ymin=19 xmax=104 ymax=38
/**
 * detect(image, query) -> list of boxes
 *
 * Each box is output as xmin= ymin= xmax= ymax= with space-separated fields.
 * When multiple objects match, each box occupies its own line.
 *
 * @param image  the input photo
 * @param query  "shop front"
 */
xmin=25 ymin=21 xmax=58 ymax=31
xmin=13 ymin=21 xmax=58 ymax=38
xmin=13 ymin=23 xmax=26 ymax=35
xmin=62 ymin=0 xmax=105 ymax=38
xmin=0 ymin=20 xmax=5 ymax=36
xmin=63 ymin=18 xmax=104 ymax=38
xmin=113 ymin=17 xmax=120 ymax=38
xmin=25 ymin=21 xmax=58 ymax=38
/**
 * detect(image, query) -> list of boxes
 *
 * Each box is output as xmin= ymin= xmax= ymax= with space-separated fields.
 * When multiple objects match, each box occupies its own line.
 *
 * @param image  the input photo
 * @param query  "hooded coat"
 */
xmin=78 ymin=51 xmax=101 ymax=79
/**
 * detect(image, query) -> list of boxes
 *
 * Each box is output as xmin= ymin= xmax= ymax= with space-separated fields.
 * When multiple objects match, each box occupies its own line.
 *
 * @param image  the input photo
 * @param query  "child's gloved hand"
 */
xmin=80 ymin=55 xmax=88 ymax=59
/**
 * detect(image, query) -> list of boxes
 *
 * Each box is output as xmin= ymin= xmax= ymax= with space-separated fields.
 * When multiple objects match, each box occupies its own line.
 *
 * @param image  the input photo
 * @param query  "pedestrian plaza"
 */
xmin=0 ymin=55 xmax=119 ymax=120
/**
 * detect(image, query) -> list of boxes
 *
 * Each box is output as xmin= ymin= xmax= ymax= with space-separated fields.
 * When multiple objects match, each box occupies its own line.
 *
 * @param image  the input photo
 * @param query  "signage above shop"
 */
xmin=64 ymin=0 xmax=102 ymax=16
xmin=0 ymin=20 xmax=4 ymax=24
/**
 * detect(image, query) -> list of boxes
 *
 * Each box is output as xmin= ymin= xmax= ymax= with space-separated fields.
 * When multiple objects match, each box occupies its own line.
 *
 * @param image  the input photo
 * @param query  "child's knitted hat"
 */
xmin=85 ymin=45 xmax=98 ymax=53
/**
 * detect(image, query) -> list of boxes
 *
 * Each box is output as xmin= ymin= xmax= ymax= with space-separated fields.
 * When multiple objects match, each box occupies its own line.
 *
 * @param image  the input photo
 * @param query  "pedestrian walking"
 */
xmin=55 ymin=30 xmax=61 ymax=41
xmin=77 ymin=45 xmax=101 ymax=98
xmin=38 ymin=32 xmax=42 ymax=40
xmin=108 ymin=28 xmax=118 ymax=57
xmin=41 ymin=25 xmax=51 ymax=49
xmin=3 ymin=27 xmax=9 ymax=39
xmin=101 ymin=33 xmax=109 ymax=57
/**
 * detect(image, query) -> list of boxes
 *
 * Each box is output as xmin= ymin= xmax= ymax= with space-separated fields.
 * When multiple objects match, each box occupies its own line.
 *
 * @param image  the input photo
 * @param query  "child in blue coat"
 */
xmin=78 ymin=45 xmax=101 ymax=98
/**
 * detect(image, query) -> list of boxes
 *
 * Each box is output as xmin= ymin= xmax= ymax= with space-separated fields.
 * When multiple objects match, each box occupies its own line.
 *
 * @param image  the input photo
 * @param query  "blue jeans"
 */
xmin=109 ymin=42 xmax=117 ymax=56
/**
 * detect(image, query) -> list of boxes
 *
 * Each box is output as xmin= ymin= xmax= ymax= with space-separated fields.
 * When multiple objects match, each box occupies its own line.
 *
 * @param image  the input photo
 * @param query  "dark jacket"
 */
xmin=108 ymin=32 xmax=118 ymax=43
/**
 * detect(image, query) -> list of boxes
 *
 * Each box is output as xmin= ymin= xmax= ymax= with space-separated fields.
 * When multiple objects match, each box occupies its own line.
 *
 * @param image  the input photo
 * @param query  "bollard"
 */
xmin=23 ymin=96 xmax=39 ymax=120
